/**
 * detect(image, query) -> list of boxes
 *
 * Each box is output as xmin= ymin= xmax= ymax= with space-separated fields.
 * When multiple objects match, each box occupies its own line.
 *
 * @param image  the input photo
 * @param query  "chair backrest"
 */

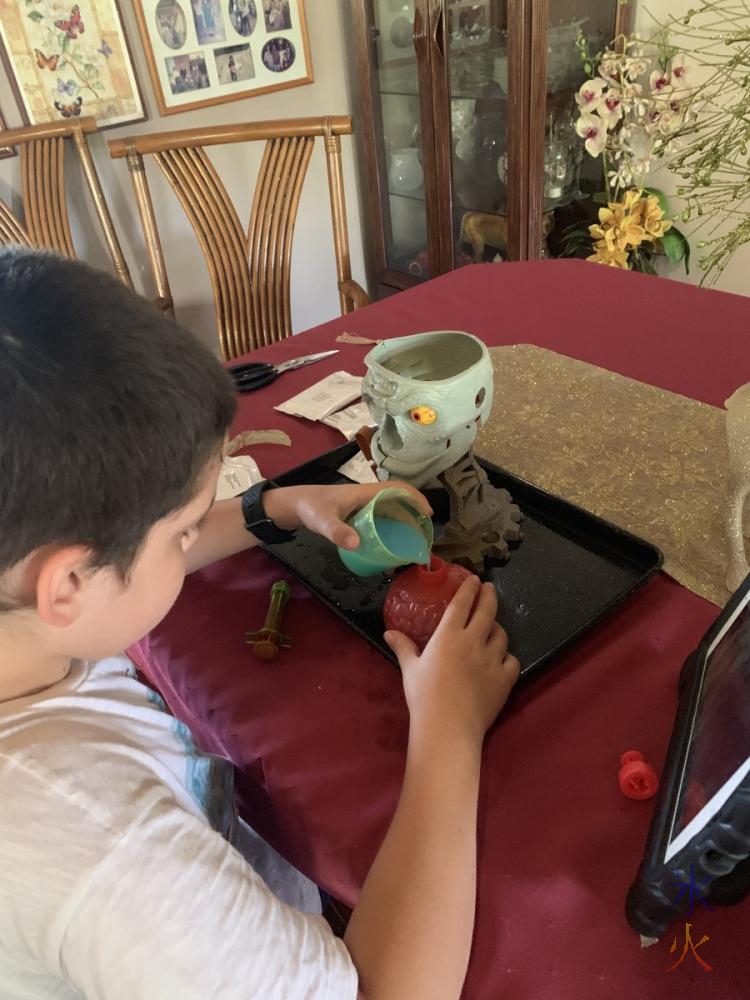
xmin=108 ymin=116 xmax=367 ymax=360
xmin=0 ymin=118 xmax=132 ymax=288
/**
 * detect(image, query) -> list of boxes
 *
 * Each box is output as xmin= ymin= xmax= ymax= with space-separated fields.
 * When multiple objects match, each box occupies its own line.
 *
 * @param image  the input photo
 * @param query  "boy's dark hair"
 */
xmin=0 ymin=248 xmax=236 ymax=600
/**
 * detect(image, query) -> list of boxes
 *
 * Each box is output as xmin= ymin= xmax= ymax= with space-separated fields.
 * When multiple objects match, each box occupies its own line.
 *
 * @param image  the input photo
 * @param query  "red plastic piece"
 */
xmin=618 ymin=750 xmax=660 ymax=801
xmin=383 ymin=556 xmax=475 ymax=650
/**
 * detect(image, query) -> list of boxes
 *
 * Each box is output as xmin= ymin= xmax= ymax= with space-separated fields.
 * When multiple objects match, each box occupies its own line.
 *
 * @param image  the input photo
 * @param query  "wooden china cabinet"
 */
xmin=350 ymin=0 xmax=631 ymax=298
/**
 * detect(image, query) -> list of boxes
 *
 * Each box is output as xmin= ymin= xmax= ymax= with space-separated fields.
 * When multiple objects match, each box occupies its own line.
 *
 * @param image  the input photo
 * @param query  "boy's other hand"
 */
xmin=264 ymin=482 xmax=432 ymax=550
xmin=385 ymin=578 xmax=520 ymax=746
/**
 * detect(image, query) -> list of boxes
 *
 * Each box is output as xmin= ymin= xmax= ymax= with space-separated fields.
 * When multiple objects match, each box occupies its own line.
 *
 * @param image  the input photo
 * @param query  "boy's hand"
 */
xmin=263 ymin=482 xmax=432 ymax=550
xmin=385 ymin=577 xmax=520 ymax=746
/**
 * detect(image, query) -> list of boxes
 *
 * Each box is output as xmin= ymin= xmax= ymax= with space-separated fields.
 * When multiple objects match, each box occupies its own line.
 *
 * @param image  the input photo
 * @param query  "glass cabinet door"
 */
xmin=445 ymin=0 xmax=513 ymax=267
xmin=535 ymin=0 xmax=627 ymax=258
xmin=370 ymin=0 xmax=433 ymax=280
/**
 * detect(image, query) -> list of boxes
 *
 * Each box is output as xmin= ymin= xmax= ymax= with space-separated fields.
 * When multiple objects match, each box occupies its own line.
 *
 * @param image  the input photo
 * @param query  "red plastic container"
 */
xmin=383 ymin=556 xmax=475 ymax=650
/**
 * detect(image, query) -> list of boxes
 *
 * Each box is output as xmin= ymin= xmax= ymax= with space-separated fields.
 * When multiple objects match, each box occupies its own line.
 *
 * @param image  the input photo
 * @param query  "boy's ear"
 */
xmin=34 ymin=545 xmax=97 ymax=628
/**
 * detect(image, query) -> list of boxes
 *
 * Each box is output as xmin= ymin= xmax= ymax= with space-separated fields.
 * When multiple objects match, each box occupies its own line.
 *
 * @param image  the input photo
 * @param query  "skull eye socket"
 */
xmin=409 ymin=406 xmax=437 ymax=425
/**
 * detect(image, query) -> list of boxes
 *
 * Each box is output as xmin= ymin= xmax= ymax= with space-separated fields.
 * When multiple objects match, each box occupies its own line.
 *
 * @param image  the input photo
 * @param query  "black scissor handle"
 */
xmin=233 ymin=363 xmax=278 ymax=392
xmin=228 ymin=361 xmax=267 ymax=378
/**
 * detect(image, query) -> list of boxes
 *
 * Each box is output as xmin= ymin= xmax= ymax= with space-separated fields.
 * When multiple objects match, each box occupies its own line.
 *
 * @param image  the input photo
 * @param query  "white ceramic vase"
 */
xmin=388 ymin=147 xmax=423 ymax=193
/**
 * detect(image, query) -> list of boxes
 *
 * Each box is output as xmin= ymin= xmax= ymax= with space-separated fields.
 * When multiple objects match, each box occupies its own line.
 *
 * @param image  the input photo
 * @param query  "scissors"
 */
xmin=228 ymin=350 xmax=339 ymax=392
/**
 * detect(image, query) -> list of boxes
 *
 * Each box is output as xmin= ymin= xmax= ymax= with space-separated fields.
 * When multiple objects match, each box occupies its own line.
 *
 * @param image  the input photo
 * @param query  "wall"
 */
xmin=634 ymin=0 xmax=750 ymax=296
xmin=4 ymin=1 xmax=744 ymax=325
xmin=0 ymin=0 xmax=367 ymax=348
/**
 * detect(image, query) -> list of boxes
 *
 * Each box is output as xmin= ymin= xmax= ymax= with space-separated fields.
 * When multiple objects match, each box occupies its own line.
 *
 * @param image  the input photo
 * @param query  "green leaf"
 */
xmin=662 ymin=227 xmax=691 ymax=273
xmin=27 ymin=9 xmax=43 ymax=21
xmin=61 ymin=34 xmax=70 ymax=52
xmin=93 ymin=81 xmax=105 ymax=90
xmin=593 ymin=191 xmax=609 ymax=204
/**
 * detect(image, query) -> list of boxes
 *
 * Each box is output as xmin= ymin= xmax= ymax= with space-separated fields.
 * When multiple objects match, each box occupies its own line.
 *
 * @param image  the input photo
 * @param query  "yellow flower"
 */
xmin=589 ymin=221 xmax=618 ymax=251
xmin=640 ymin=195 xmax=673 ymax=239
xmin=623 ymin=188 xmax=644 ymax=213
xmin=597 ymin=202 xmax=626 ymax=229
xmin=616 ymin=212 xmax=647 ymax=249
xmin=589 ymin=188 xmax=673 ymax=258
xmin=587 ymin=240 xmax=630 ymax=268
xmin=589 ymin=209 xmax=645 ymax=251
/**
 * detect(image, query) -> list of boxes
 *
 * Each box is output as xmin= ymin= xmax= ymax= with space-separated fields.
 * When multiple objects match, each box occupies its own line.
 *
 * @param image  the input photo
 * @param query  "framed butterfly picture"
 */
xmin=0 ymin=1 xmax=145 ymax=129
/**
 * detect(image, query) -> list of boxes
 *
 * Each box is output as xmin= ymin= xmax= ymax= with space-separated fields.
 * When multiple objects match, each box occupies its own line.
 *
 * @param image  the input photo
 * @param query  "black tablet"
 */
xmin=626 ymin=575 xmax=750 ymax=939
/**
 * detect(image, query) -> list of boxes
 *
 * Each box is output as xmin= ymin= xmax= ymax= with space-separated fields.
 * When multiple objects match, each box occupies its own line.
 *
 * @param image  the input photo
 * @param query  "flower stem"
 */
xmin=602 ymin=150 xmax=613 ymax=202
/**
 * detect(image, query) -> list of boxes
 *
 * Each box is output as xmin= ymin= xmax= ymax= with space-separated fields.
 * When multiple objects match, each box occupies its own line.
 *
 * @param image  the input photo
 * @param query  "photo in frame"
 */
xmin=134 ymin=0 xmax=312 ymax=115
xmin=0 ymin=0 xmax=145 ymax=128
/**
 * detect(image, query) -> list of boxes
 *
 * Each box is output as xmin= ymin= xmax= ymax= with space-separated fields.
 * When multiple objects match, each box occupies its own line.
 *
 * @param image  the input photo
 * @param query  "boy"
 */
xmin=0 ymin=248 xmax=519 ymax=999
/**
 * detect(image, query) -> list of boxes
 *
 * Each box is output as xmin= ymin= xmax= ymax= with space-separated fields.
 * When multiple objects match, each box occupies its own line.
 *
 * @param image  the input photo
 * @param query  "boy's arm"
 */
xmin=346 ymin=578 xmax=519 ymax=1000
xmin=349 ymin=727 xmax=482 ymax=1000
xmin=184 ymin=483 xmax=430 ymax=574
xmin=184 ymin=496 xmax=257 ymax=573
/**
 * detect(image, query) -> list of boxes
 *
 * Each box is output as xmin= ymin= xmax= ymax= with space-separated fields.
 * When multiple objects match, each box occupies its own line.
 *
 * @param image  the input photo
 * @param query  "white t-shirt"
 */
xmin=0 ymin=656 xmax=358 ymax=1000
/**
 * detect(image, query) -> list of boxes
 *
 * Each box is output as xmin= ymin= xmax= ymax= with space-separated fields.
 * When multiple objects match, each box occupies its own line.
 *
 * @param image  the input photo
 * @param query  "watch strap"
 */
xmin=241 ymin=481 xmax=296 ymax=545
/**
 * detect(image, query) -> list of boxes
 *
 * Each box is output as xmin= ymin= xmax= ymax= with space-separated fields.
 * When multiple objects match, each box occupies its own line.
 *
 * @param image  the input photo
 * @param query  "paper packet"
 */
xmin=338 ymin=451 xmax=379 ymax=485
xmin=215 ymin=454 xmax=263 ymax=500
xmin=275 ymin=371 xmax=362 ymax=422
xmin=322 ymin=400 xmax=376 ymax=441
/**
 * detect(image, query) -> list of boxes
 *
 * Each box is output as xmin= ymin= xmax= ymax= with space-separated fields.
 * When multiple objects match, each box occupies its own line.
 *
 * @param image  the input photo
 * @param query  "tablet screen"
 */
xmin=666 ymin=595 xmax=750 ymax=861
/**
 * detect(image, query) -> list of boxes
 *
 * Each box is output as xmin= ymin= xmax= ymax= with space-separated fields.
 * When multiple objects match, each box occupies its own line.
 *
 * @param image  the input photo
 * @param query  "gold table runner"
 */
xmin=476 ymin=345 xmax=733 ymax=607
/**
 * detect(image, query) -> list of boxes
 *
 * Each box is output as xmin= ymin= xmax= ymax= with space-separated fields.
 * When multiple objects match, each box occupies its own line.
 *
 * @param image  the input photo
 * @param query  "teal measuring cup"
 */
xmin=338 ymin=488 xmax=434 ymax=577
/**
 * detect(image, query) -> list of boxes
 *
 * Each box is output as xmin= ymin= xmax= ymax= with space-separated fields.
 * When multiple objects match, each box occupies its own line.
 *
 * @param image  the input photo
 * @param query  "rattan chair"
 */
xmin=0 ymin=118 xmax=132 ymax=288
xmin=109 ymin=116 xmax=369 ymax=360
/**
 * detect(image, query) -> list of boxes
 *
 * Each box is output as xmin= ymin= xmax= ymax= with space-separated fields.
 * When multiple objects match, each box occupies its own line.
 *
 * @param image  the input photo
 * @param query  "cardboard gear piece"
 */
xmin=432 ymin=450 xmax=522 ymax=570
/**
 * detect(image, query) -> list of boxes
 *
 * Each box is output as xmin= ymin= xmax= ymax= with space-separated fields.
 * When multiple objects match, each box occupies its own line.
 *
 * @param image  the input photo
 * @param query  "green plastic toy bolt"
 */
xmin=245 ymin=580 xmax=292 ymax=661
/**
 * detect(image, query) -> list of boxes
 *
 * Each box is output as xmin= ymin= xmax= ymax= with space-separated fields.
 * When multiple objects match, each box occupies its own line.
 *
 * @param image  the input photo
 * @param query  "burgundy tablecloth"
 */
xmin=134 ymin=261 xmax=749 ymax=998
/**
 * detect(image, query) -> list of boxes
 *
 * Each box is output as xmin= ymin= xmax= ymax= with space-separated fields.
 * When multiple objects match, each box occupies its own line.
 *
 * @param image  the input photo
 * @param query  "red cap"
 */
xmin=618 ymin=751 xmax=659 ymax=801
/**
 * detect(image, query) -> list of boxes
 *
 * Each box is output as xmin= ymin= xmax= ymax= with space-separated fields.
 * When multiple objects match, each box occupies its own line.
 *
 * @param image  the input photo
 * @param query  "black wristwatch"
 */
xmin=241 ymin=481 xmax=296 ymax=545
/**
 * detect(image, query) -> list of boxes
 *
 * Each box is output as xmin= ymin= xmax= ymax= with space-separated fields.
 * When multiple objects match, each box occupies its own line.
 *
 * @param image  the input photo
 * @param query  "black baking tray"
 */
xmin=264 ymin=441 xmax=663 ymax=683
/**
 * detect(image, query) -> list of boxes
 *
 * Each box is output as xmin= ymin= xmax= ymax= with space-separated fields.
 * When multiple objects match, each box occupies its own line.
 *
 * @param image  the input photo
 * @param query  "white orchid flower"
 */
xmin=575 ymin=78 xmax=606 ymax=112
xmin=659 ymin=100 xmax=687 ymax=135
xmin=670 ymin=54 xmax=691 ymax=99
xmin=650 ymin=69 xmax=672 ymax=96
xmin=599 ymin=52 xmax=621 ymax=85
xmin=599 ymin=88 xmax=624 ymax=128
xmin=575 ymin=113 xmax=607 ymax=156
xmin=625 ymin=57 xmax=649 ymax=80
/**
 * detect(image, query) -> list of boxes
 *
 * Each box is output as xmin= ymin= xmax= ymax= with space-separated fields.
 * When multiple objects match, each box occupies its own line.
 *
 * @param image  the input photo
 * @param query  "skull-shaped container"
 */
xmin=361 ymin=331 xmax=522 ymax=569
xmin=362 ymin=331 xmax=493 ymax=488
